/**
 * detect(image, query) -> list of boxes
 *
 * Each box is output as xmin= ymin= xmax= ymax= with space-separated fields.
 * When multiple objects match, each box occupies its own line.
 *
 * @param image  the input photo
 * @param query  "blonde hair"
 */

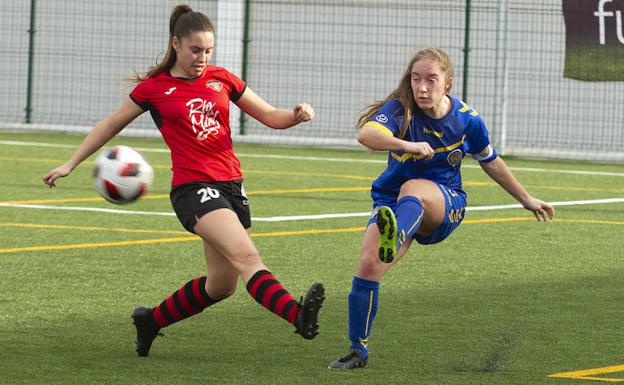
xmin=356 ymin=47 xmax=455 ymax=139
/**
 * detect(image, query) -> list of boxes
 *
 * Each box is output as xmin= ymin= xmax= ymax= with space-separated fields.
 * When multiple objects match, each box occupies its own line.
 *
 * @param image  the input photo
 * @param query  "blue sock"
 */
xmin=396 ymin=196 xmax=424 ymax=248
xmin=348 ymin=276 xmax=379 ymax=359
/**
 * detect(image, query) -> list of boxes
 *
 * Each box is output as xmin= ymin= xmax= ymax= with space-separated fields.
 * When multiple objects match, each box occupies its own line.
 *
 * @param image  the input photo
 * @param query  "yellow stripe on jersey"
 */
xmin=363 ymin=121 xmax=394 ymax=137
xmin=390 ymin=135 xmax=466 ymax=162
xmin=423 ymin=127 xmax=444 ymax=137
xmin=459 ymin=101 xmax=479 ymax=116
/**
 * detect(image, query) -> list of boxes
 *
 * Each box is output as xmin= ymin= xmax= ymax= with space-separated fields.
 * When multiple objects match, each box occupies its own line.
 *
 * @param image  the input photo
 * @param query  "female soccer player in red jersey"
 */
xmin=328 ymin=47 xmax=554 ymax=369
xmin=42 ymin=4 xmax=324 ymax=356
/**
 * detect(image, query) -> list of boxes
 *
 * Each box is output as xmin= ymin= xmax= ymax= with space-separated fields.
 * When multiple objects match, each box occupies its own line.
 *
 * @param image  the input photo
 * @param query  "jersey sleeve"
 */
xmin=465 ymin=115 xmax=497 ymax=162
xmin=224 ymin=71 xmax=247 ymax=103
xmin=129 ymin=81 xmax=151 ymax=111
xmin=362 ymin=99 xmax=403 ymax=137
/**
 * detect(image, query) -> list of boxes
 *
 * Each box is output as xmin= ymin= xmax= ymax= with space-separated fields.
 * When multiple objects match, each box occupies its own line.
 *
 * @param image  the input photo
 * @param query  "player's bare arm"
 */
xmin=42 ymin=98 xmax=144 ymax=187
xmin=235 ymin=87 xmax=313 ymax=129
xmin=357 ymin=124 xmax=434 ymax=158
xmin=480 ymin=156 xmax=555 ymax=221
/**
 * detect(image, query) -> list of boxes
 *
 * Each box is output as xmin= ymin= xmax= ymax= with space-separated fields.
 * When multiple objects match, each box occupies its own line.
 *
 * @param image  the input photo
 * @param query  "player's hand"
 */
xmin=293 ymin=103 xmax=314 ymax=123
xmin=43 ymin=164 xmax=73 ymax=188
xmin=523 ymin=197 xmax=555 ymax=221
xmin=403 ymin=141 xmax=435 ymax=159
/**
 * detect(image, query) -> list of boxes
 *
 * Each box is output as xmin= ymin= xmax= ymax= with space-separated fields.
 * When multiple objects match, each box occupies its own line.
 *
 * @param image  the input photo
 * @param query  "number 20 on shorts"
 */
xmin=197 ymin=187 xmax=220 ymax=203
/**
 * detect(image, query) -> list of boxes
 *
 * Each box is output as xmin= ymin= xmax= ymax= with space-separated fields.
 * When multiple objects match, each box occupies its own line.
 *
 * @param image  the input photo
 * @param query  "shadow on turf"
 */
xmin=451 ymin=327 xmax=518 ymax=373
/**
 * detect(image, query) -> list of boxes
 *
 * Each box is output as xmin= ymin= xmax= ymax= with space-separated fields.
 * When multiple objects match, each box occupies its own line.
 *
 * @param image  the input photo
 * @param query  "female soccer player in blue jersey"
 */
xmin=328 ymin=47 xmax=555 ymax=369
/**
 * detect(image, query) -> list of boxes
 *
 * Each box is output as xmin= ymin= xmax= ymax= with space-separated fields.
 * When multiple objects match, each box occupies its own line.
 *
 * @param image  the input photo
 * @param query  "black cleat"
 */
xmin=131 ymin=307 xmax=163 ymax=357
xmin=376 ymin=206 xmax=397 ymax=263
xmin=328 ymin=349 xmax=368 ymax=369
xmin=294 ymin=283 xmax=325 ymax=340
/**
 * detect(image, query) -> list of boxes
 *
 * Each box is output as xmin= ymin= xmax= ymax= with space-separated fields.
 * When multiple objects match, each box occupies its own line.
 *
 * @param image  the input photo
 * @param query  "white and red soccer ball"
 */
xmin=93 ymin=145 xmax=154 ymax=204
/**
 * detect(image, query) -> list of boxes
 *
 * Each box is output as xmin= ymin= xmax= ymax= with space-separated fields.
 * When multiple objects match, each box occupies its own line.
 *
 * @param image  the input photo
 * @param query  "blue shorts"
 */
xmin=368 ymin=183 xmax=467 ymax=245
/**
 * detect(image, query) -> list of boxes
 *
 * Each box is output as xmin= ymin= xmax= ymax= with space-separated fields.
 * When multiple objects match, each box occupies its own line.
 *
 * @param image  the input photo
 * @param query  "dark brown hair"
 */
xmin=356 ymin=47 xmax=455 ymax=139
xmin=134 ymin=4 xmax=215 ymax=81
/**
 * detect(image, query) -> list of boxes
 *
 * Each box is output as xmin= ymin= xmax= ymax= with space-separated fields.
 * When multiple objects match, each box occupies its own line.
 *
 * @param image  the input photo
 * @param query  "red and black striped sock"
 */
xmin=246 ymin=270 xmax=301 ymax=324
xmin=152 ymin=276 xmax=219 ymax=328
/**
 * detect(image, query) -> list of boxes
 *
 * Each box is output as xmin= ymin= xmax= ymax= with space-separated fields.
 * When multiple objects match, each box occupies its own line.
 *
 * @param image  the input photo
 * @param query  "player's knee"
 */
xmin=204 ymin=273 xmax=238 ymax=300
xmin=399 ymin=178 xmax=434 ymax=200
xmin=399 ymin=179 xmax=422 ymax=198
xmin=229 ymin=249 xmax=263 ymax=270
xmin=208 ymin=282 xmax=237 ymax=300
xmin=357 ymin=249 xmax=387 ymax=277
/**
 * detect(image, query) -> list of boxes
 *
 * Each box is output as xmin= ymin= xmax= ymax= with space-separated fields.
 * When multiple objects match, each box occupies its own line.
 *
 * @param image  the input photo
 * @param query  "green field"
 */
xmin=1 ymin=131 xmax=623 ymax=385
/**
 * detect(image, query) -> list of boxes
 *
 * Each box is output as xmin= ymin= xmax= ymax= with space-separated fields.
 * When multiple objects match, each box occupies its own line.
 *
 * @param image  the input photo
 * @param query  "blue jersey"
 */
xmin=366 ymin=96 xmax=497 ymax=197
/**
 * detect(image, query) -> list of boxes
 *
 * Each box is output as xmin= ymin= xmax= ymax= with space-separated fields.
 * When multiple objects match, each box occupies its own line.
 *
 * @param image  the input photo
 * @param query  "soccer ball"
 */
xmin=93 ymin=145 xmax=154 ymax=204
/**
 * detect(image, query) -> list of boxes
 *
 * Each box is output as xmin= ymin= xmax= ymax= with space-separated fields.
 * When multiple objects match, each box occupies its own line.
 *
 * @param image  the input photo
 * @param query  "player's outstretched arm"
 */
xmin=480 ymin=157 xmax=555 ymax=221
xmin=235 ymin=87 xmax=314 ymax=129
xmin=42 ymin=99 xmax=144 ymax=188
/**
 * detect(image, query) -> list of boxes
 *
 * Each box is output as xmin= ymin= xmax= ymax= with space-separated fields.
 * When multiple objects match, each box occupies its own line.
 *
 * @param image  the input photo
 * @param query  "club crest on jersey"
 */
xmin=186 ymin=98 xmax=221 ymax=140
xmin=205 ymin=80 xmax=223 ymax=92
xmin=447 ymin=149 xmax=463 ymax=166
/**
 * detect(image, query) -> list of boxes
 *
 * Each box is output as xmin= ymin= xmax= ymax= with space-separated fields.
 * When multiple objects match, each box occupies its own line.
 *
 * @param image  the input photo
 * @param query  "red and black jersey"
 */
xmin=130 ymin=66 xmax=246 ymax=186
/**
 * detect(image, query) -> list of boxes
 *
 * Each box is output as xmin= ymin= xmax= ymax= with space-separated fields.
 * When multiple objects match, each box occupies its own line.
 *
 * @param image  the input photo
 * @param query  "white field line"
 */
xmin=0 ymin=203 xmax=176 ymax=216
xmin=1 ymin=198 xmax=623 ymax=222
xmin=2 ymin=140 xmax=624 ymax=177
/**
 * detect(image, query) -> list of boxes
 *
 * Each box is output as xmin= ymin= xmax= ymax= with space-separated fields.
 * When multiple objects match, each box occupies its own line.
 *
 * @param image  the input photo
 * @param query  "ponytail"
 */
xmin=169 ymin=4 xmax=193 ymax=37
xmin=132 ymin=4 xmax=214 ymax=82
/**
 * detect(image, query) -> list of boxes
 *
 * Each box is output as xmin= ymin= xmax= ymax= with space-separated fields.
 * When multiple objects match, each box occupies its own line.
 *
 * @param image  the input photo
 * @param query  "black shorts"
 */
xmin=170 ymin=180 xmax=251 ymax=233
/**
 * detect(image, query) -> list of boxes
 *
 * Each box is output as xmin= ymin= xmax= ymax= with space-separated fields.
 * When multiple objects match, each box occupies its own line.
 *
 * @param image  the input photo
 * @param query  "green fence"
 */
xmin=1 ymin=0 xmax=622 ymax=162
